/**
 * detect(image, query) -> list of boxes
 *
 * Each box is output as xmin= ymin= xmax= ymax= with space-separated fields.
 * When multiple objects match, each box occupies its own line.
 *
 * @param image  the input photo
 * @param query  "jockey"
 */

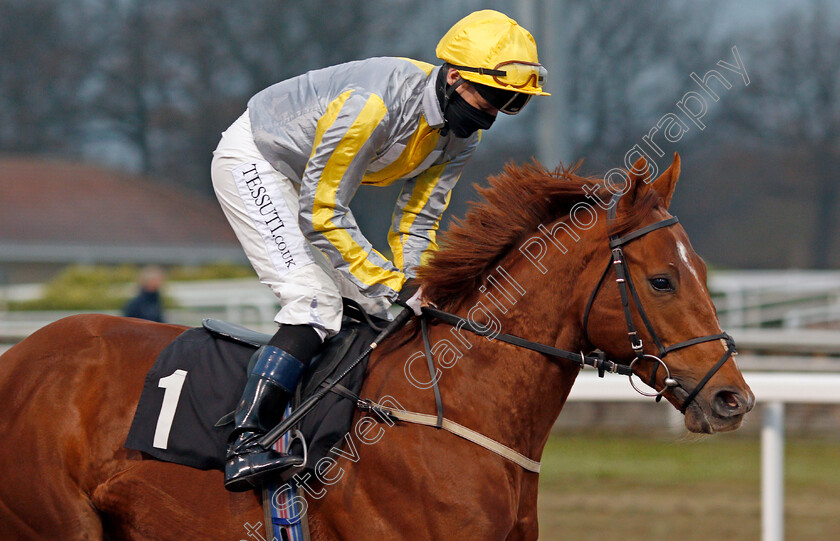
xmin=211 ymin=9 xmax=549 ymax=491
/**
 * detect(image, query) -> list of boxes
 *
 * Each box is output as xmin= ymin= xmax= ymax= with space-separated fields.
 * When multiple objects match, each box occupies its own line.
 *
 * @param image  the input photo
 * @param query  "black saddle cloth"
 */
xmin=124 ymin=301 xmax=385 ymax=471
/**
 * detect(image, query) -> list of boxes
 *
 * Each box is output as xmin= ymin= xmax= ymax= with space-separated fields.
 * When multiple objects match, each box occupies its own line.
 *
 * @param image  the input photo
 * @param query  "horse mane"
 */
xmin=418 ymin=160 xmax=662 ymax=310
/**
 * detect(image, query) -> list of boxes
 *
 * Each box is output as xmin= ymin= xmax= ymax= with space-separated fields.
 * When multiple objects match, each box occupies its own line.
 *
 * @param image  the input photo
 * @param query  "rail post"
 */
xmin=762 ymin=401 xmax=785 ymax=541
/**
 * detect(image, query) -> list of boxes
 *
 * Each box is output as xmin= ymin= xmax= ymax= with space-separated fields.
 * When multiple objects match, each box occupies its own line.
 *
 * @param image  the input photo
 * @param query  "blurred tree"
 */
xmin=541 ymin=0 xmax=697 ymax=171
xmin=5 ymin=0 xmax=833 ymax=273
xmin=0 ymin=0 xmax=380 ymax=191
xmin=0 ymin=0 xmax=86 ymax=152
xmin=1 ymin=0 xmax=689 ymax=188
xmin=718 ymin=0 xmax=840 ymax=268
xmin=74 ymin=0 xmax=372 ymax=191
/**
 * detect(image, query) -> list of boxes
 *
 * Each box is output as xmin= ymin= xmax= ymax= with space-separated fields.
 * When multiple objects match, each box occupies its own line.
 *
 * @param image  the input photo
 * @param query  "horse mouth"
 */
xmin=672 ymin=386 xmax=747 ymax=434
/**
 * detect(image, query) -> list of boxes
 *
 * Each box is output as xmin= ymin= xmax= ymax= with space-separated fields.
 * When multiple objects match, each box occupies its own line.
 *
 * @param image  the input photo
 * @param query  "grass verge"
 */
xmin=537 ymin=432 xmax=840 ymax=540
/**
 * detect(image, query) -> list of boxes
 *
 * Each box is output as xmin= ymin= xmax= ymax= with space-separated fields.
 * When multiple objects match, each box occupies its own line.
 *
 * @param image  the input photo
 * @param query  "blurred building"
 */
xmin=0 ymin=157 xmax=245 ymax=283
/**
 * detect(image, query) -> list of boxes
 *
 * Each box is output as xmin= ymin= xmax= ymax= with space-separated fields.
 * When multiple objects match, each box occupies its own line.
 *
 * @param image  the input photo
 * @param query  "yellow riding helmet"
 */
xmin=436 ymin=10 xmax=550 ymax=97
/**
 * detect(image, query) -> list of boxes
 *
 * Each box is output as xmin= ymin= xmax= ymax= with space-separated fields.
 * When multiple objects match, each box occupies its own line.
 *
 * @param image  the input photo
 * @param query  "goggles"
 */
xmin=471 ymin=83 xmax=532 ymax=115
xmin=449 ymin=61 xmax=547 ymax=91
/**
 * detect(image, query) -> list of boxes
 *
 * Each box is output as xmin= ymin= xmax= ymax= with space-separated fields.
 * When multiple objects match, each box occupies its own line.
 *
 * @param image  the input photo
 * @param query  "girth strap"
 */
xmin=365 ymin=401 xmax=541 ymax=473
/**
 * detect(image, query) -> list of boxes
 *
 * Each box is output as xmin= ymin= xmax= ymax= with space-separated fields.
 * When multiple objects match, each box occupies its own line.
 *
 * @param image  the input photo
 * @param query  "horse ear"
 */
xmin=621 ymin=153 xmax=680 ymax=210
xmin=628 ymin=156 xmax=654 ymax=185
xmin=651 ymin=153 xmax=681 ymax=209
xmin=618 ymin=156 xmax=654 ymax=208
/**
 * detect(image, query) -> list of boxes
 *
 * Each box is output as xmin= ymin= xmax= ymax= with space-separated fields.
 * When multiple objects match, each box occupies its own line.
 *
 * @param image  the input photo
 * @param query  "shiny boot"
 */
xmin=224 ymin=345 xmax=306 ymax=492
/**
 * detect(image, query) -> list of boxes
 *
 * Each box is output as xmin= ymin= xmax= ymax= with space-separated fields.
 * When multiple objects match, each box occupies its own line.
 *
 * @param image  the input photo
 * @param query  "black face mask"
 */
xmin=436 ymin=67 xmax=496 ymax=138
xmin=443 ymin=90 xmax=496 ymax=138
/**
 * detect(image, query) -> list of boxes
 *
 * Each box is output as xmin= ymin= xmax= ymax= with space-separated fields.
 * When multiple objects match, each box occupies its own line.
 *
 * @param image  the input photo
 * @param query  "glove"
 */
xmin=396 ymin=278 xmax=424 ymax=316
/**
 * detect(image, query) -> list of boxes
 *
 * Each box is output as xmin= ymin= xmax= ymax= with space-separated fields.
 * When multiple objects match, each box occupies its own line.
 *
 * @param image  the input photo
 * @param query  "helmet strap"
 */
xmin=438 ymin=71 xmax=467 ymax=136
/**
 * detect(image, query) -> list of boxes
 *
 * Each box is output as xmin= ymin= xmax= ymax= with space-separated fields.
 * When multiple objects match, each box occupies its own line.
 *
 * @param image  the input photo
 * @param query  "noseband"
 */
xmin=581 ymin=193 xmax=737 ymax=412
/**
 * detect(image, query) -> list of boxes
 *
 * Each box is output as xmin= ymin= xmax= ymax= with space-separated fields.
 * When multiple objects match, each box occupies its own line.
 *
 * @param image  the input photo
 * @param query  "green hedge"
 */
xmin=7 ymin=263 xmax=255 ymax=311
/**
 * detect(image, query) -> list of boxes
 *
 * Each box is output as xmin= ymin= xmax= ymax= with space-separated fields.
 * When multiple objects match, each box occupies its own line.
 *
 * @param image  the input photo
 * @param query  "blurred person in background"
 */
xmin=210 ymin=9 xmax=549 ymax=491
xmin=123 ymin=265 xmax=166 ymax=323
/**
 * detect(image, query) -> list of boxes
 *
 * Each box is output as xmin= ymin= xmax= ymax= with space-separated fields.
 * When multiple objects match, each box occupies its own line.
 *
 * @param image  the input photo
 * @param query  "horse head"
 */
xmin=582 ymin=153 xmax=754 ymax=433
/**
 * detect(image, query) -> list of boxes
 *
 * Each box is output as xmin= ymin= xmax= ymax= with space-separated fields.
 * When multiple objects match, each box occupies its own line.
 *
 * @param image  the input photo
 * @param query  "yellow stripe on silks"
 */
xmin=310 ymin=90 xmax=355 ymax=162
xmin=420 ymin=189 xmax=452 ymax=267
xmin=387 ymin=228 xmax=404 ymax=270
xmin=363 ymin=117 xmax=440 ymax=186
xmin=387 ymin=162 xmax=448 ymax=270
xmin=311 ymin=93 xmax=403 ymax=290
xmin=398 ymin=58 xmax=435 ymax=75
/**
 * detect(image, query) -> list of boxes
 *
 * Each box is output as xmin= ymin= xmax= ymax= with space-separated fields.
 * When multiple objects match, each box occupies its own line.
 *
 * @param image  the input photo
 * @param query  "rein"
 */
xmin=421 ymin=193 xmax=736 ymax=414
xmin=421 ymin=306 xmax=632 ymax=377
xmin=382 ymin=193 xmax=737 ymax=473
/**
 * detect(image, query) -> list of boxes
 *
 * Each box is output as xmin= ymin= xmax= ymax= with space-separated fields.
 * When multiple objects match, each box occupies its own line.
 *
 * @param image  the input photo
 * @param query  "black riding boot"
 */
xmin=224 ymin=345 xmax=305 ymax=491
xmin=224 ymin=323 xmax=322 ymax=492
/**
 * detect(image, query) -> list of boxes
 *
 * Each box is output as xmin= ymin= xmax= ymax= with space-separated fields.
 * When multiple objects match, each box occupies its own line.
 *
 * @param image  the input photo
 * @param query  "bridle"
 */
xmin=581 ymin=193 xmax=737 ymax=413
xmin=357 ymin=190 xmax=742 ymax=474
xmin=423 ymin=192 xmax=737 ymax=414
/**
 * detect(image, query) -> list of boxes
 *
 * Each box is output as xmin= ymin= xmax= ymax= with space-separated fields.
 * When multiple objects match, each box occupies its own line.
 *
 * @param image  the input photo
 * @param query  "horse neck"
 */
xmin=430 ymin=218 xmax=605 ymax=460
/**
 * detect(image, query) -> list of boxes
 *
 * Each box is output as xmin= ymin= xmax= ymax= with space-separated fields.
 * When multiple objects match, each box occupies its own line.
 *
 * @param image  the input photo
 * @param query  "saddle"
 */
xmin=124 ymin=299 xmax=387 ymax=473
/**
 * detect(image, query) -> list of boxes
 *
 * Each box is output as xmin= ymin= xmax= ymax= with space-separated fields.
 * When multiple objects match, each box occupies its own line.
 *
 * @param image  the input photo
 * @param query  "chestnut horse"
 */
xmin=0 ymin=154 xmax=753 ymax=540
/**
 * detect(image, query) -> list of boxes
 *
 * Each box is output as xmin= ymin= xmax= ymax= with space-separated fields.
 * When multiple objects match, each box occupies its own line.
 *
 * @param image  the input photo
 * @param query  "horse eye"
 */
xmin=650 ymin=277 xmax=674 ymax=292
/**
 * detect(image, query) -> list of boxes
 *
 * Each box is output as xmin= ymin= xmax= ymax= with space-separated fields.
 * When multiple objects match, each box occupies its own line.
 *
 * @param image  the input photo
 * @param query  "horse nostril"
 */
xmin=712 ymin=389 xmax=745 ymax=417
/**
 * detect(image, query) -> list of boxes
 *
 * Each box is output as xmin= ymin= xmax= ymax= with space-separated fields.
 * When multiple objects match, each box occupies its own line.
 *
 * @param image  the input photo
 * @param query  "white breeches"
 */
xmin=211 ymin=111 xmax=391 ymax=337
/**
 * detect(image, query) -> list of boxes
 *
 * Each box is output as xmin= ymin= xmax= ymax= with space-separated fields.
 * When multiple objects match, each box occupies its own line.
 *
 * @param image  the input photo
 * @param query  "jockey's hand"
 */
xmin=396 ymin=278 xmax=424 ymax=316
